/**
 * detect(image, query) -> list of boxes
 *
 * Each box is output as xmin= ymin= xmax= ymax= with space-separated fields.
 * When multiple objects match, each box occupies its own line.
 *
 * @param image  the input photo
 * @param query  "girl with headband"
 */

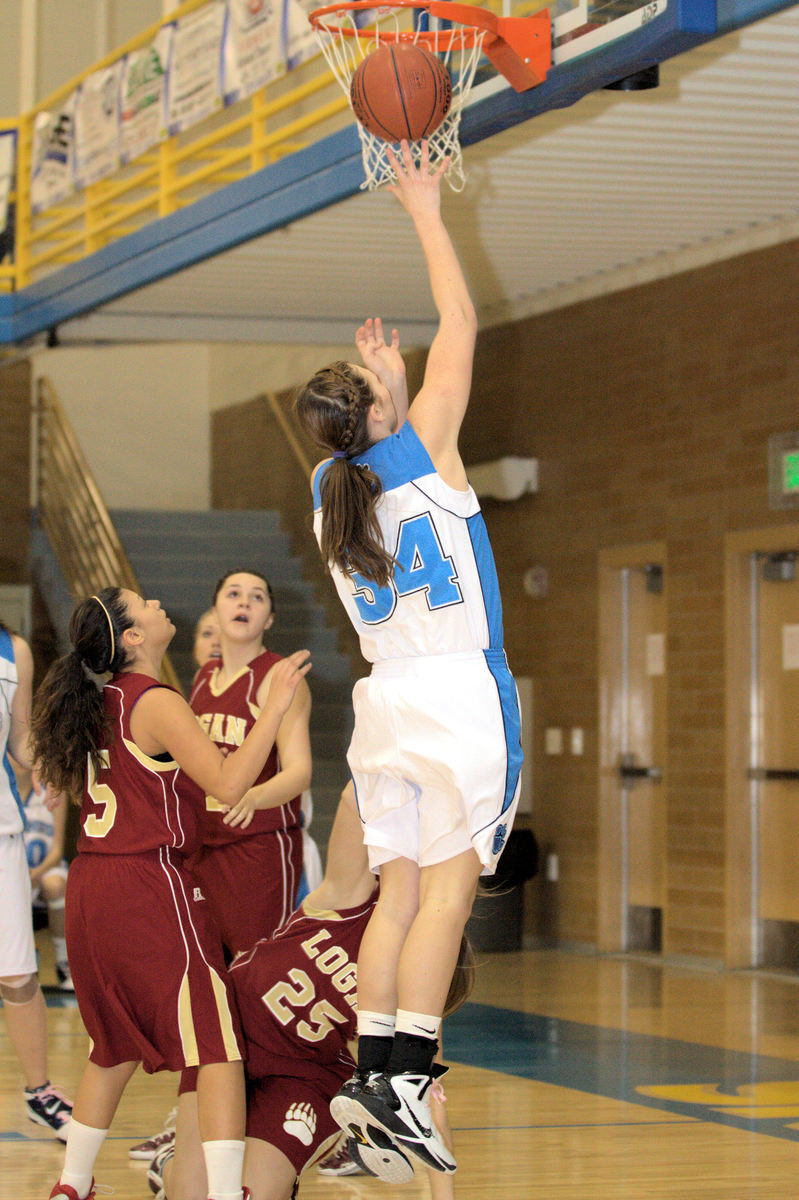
xmin=30 ymin=587 xmax=310 ymax=1200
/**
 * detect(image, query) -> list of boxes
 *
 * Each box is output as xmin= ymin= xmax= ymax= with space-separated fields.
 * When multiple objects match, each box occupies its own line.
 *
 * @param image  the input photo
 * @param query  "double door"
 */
xmin=599 ymin=543 xmax=666 ymax=953
xmin=727 ymin=528 xmax=799 ymax=967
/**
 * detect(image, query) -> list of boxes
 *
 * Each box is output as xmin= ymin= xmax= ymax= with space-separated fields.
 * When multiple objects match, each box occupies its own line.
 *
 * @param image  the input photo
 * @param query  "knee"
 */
xmin=419 ymin=884 xmax=477 ymax=928
xmin=0 ymin=974 xmax=40 ymax=1005
xmin=43 ymin=877 xmax=66 ymax=903
xmin=375 ymin=889 xmax=419 ymax=932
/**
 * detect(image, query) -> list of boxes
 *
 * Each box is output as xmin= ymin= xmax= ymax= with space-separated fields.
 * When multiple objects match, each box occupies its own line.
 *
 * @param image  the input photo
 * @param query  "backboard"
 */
xmin=460 ymin=0 xmax=717 ymax=142
xmin=552 ymin=0 xmax=667 ymax=66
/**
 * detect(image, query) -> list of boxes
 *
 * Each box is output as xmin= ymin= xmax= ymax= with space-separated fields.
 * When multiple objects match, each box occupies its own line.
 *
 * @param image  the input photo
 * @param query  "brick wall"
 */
xmin=0 ymin=360 xmax=60 ymax=683
xmin=212 ymin=237 xmax=799 ymax=962
xmin=0 ymin=361 xmax=31 ymax=584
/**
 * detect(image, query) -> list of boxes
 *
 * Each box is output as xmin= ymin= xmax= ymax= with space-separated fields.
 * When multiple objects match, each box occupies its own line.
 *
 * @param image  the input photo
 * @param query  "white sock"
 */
xmin=61 ymin=1117 xmax=108 ymax=1198
xmin=395 ymin=1008 xmax=441 ymax=1041
xmin=356 ymin=1010 xmax=396 ymax=1038
xmin=202 ymin=1138 xmax=245 ymax=1200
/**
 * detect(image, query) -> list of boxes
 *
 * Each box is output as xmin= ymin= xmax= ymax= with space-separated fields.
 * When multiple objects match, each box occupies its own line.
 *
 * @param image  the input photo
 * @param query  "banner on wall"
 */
xmin=31 ymin=95 xmax=77 ymax=215
xmin=75 ymin=62 xmax=123 ymax=188
xmin=283 ymin=0 xmax=321 ymax=70
xmin=223 ymin=0 xmax=282 ymax=104
xmin=120 ymin=26 xmax=172 ymax=165
xmin=167 ymin=0 xmax=226 ymax=135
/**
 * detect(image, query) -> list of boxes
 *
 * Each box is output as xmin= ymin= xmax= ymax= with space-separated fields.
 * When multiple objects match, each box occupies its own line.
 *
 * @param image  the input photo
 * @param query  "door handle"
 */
xmin=747 ymin=767 xmax=799 ymax=782
xmin=618 ymin=754 xmax=662 ymax=785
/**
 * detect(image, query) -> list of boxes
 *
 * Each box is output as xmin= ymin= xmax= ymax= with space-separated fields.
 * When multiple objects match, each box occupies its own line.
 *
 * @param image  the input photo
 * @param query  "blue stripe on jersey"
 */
xmin=312 ymin=422 xmax=435 ymax=511
xmin=0 ymin=627 xmax=26 ymax=830
xmin=467 ymin=512 xmax=504 ymax=648
xmin=484 ymin=649 xmax=523 ymax=818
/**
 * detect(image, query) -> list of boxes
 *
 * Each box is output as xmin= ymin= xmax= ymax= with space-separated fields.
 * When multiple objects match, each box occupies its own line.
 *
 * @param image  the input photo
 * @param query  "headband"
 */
xmin=90 ymin=595 xmax=116 ymax=665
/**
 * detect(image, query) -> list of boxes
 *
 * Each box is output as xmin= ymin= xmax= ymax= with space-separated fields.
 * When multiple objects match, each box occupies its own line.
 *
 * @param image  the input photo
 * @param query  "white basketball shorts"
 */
xmin=0 ymin=834 xmax=37 ymax=976
xmin=347 ymin=649 xmax=523 ymax=874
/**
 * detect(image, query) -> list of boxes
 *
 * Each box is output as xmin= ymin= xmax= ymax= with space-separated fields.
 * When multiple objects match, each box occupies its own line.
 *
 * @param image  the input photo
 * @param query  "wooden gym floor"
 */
xmin=6 ymin=933 xmax=799 ymax=1199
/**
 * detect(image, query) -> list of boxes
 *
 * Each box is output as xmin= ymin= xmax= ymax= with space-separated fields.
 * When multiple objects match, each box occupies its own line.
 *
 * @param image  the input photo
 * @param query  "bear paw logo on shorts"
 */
xmin=492 ymin=824 xmax=507 ymax=855
xmin=283 ymin=1101 xmax=317 ymax=1145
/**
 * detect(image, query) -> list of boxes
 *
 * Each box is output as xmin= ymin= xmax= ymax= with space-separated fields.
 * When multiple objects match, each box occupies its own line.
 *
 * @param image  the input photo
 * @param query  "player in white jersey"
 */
xmin=0 ymin=623 xmax=73 ymax=1140
xmin=293 ymin=141 xmax=523 ymax=1178
xmin=17 ymin=763 xmax=73 ymax=990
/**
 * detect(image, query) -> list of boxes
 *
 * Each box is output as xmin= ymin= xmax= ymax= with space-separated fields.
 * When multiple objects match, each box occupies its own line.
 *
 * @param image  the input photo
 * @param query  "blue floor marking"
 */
xmin=444 ymin=1002 xmax=799 ymax=1144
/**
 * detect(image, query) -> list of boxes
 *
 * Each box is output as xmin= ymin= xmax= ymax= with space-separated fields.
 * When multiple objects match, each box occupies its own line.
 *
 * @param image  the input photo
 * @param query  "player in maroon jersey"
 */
xmin=188 ymin=570 xmax=312 ymax=953
xmin=30 ymin=587 xmax=310 ymax=1200
xmin=152 ymin=783 xmax=471 ymax=1200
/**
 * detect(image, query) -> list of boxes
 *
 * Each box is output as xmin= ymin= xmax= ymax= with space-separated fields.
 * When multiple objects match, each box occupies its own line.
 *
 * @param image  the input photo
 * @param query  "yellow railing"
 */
xmin=4 ymin=0 xmax=355 ymax=293
xmin=35 ymin=376 xmax=183 ymax=694
xmin=0 ymin=0 xmax=525 ymax=295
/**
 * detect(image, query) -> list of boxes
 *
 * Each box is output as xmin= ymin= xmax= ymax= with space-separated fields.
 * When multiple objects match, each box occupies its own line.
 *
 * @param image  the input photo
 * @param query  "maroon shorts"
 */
xmin=191 ymin=827 xmax=303 ymax=954
xmin=66 ymin=850 xmax=243 ymax=1073
xmin=246 ymin=1074 xmax=342 ymax=1174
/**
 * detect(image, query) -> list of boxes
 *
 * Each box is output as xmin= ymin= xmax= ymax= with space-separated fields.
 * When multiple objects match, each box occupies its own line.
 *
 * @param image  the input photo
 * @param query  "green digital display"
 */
xmin=784 ymin=451 xmax=799 ymax=494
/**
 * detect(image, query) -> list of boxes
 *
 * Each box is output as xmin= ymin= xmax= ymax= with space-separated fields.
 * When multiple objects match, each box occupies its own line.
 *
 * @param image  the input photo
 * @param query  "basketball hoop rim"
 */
xmin=309 ymin=0 xmax=499 ymax=49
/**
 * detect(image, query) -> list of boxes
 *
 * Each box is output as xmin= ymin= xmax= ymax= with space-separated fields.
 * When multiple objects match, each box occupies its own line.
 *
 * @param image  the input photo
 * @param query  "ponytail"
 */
xmin=294 ymin=362 xmax=397 ymax=588
xmin=31 ymin=587 xmax=133 ymax=800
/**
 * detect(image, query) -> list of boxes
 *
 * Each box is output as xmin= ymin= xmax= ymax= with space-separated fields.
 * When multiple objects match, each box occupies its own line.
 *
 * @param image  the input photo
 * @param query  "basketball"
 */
xmin=350 ymin=43 xmax=452 ymax=143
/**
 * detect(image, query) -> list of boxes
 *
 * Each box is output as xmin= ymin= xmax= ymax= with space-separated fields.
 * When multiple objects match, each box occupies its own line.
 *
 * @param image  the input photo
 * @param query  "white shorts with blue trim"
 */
xmin=0 ymin=834 xmax=37 ymax=976
xmin=348 ymin=649 xmax=523 ymax=873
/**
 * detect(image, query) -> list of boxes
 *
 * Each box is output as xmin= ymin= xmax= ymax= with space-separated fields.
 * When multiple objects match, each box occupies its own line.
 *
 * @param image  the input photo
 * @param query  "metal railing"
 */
xmin=35 ymin=375 xmax=183 ymax=694
xmin=0 ymin=0 xmax=530 ymax=294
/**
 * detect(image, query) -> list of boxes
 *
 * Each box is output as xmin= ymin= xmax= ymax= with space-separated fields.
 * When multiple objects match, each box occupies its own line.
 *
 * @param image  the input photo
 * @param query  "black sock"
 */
xmin=357 ymin=1034 xmax=394 ymax=1073
xmin=385 ymin=1032 xmax=438 ymax=1076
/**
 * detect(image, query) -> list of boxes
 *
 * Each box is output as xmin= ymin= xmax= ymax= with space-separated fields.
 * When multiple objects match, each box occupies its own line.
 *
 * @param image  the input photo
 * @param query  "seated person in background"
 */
xmin=14 ymin=761 xmax=73 ymax=992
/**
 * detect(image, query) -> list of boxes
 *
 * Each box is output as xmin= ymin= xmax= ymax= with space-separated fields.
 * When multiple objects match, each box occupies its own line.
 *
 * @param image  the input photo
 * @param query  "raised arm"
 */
xmin=129 ymin=650 xmax=311 ymax=806
xmin=386 ymin=141 xmax=477 ymax=487
xmin=306 ymin=780 xmax=376 ymax=912
xmin=222 ymin=675 xmax=312 ymax=829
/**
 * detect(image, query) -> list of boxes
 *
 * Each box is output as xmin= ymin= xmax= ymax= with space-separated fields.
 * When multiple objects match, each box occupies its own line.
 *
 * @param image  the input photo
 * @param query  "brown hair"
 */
xmin=31 ymin=587 xmax=133 ymax=800
xmin=213 ymin=568 xmax=275 ymax=615
xmin=443 ymin=933 xmax=476 ymax=1017
xmin=293 ymin=362 xmax=396 ymax=588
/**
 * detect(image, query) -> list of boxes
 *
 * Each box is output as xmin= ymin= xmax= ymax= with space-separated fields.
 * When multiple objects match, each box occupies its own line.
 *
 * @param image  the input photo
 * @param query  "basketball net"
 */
xmin=310 ymin=6 xmax=487 ymax=192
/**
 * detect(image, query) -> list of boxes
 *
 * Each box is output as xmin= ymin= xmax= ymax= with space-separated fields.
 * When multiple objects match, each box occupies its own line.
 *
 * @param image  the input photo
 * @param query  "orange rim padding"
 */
xmin=309 ymin=1 xmax=551 ymax=92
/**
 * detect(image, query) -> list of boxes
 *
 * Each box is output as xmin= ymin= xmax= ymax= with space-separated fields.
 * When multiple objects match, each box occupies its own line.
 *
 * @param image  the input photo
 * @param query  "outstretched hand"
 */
xmin=265 ymin=649 xmax=312 ymax=720
xmin=355 ymin=317 xmax=408 ymax=425
xmin=385 ymin=140 xmax=448 ymax=220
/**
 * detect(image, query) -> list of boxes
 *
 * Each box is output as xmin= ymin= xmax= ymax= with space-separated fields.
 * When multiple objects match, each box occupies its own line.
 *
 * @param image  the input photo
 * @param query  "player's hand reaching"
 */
xmin=264 ymin=650 xmax=312 ymax=720
xmin=385 ymin=140 xmax=448 ymax=222
xmin=356 ymin=317 xmax=409 ymax=426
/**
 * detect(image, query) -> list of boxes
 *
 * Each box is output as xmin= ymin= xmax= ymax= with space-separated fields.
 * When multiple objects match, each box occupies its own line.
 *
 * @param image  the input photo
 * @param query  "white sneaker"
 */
xmin=316 ymin=1134 xmax=366 ymax=1176
xmin=128 ymin=1107 xmax=177 ymax=1160
xmin=347 ymin=1127 xmax=415 ymax=1182
xmin=148 ymin=1140 xmax=175 ymax=1195
xmin=332 ymin=1069 xmax=456 ymax=1174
